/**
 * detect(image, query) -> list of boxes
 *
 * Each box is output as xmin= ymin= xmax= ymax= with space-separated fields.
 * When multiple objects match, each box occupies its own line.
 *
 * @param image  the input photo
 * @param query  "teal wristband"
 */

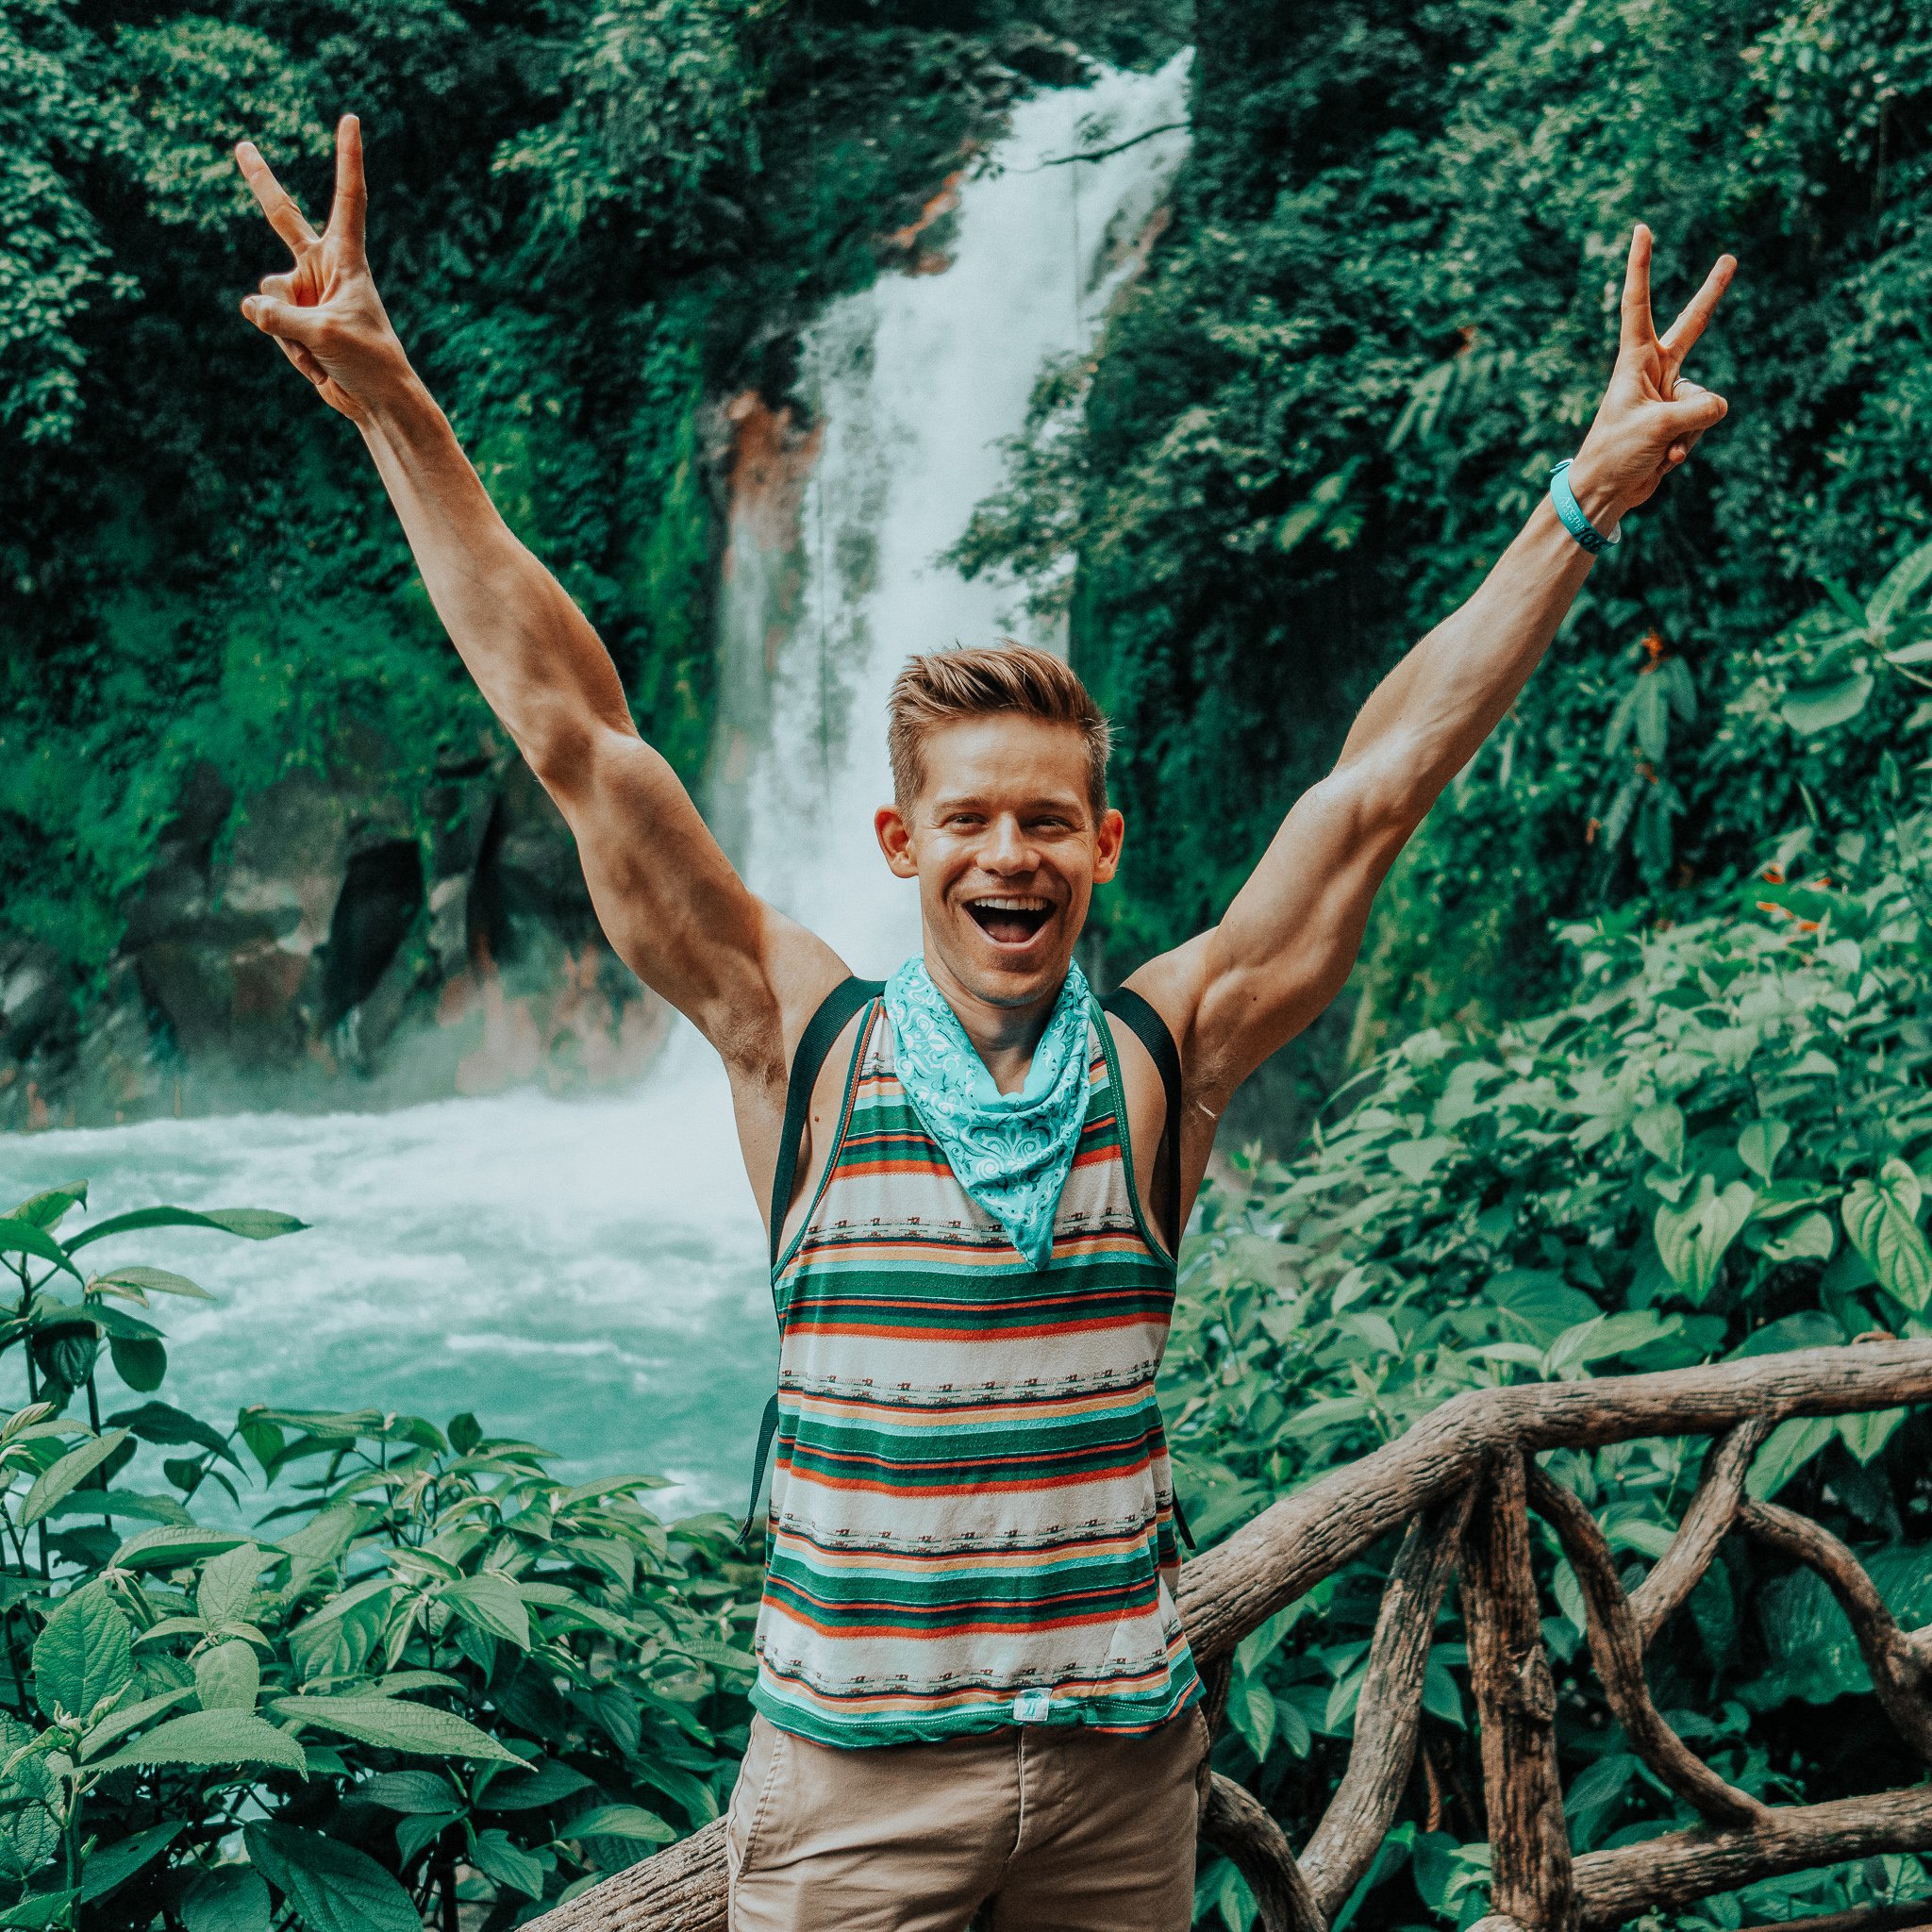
xmin=1549 ymin=458 xmax=1619 ymax=556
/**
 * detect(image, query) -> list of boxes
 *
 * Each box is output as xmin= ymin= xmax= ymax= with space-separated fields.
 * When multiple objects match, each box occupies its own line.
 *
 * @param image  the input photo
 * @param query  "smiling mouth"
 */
xmin=965 ymin=896 xmax=1054 ymax=945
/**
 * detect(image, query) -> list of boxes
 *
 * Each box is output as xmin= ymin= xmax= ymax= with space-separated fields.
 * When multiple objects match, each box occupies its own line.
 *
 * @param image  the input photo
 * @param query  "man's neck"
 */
xmin=921 ymin=948 xmax=1065 ymax=1096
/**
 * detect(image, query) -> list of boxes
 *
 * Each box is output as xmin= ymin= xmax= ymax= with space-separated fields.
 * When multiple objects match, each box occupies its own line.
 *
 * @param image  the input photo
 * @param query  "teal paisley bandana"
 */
xmin=882 ymin=957 xmax=1093 ymax=1268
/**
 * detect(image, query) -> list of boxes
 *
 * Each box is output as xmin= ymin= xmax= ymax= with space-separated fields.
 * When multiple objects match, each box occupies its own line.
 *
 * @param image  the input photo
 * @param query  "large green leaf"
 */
xmin=21 ymin=1428 xmax=129 ymax=1525
xmin=180 ymin=1867 xmax=272 ymax=1932
xmin=9 ymin=1182 xmax=86 ymax=1229
xmin=1745 ymin=1415 xmax=1837 ymax=1503
xmin=0 ymin=1216 xmax=81 ymax=1281
xmin=107 ymin=1401 xmax=236 ymax=1461
xmin=0 ymin=1753 xmax=59 ymax=1883
xmin=1839 ymin=1407 xmax=1906 ymax=1464
xmin=109 ymin=1334 xmax=168 ymax=1391
xmin=1654 ymin=1177 xmax=1756 ymax=1303
xmin=65 ymin=1206 xmax=307 ymax=1254
xmin=565 ymin=1804 xmax=675 ymax=1844
xmin=469 ymin=1828 xmax=544 ymax=1898
xmin=112 ymin=1525 xmax=254 ymax=1570
xmin=32 ymin=1581 xmax=133 ymax=1721
xmin=78 ymin=1685 xmax=198 ymax=1758
xmin=1869 ymin=537 xmax=1932 ymax=628
xmin=92 ymin=1266 xmax=213 ymax=1301
xmin=1759 ymin=1210 xmax=1835 ymax=1266
xmin=441 ymin=1571 xmax=530 ymax=1650
xmin=198 ymin=1542 xmax=266 ymax=1628
xmin=33 ymin=1301 xmax=149 ymax=1342
xmin=88 ymin=1707 xmax=307 ymax=1775
xmin=243 ymin=1823 xmax=418 ymax=1932
xmin=195 ymin=1641 xmax=261 ymax=1712
xmin=0 ymin=1888 xmax=76 ymax=1928
xmin=1737 ymin=1119 xmax=1790 ymax=1184
xmin=1781 ymin=672 xmax=1874 ymax=736
xmin=1842 ymin=1162 xmax=1932 ymax=1311
xmin=482 ymin=1758 xmax=596 ymax=1810
xmin=79 ymin=1819 xmax=185 ymax=1902
xmin=272 ymin=1695 xmax=522 ymax=1762
xmin=359 ymin=1769 xmax=463 ymax=1814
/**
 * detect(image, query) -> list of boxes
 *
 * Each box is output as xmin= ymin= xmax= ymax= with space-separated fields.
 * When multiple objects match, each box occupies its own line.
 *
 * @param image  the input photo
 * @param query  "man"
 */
xmin=233 ymin=115 xmax=1732 ymax=1932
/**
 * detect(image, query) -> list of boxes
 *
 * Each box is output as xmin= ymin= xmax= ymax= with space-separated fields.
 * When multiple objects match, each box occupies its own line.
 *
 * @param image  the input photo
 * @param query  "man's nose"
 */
xmin=978 ymin=815 xmax=1036 ymax=872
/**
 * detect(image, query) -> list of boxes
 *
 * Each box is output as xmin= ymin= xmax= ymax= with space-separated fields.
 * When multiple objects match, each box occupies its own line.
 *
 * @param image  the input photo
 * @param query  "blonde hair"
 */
xmin=887 ymin=641 xmax=1112 ymax=818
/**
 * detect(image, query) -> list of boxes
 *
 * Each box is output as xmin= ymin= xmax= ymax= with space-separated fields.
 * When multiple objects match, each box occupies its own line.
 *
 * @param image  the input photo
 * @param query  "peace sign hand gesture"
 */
xmin=234 ymin=115 xmax=410 ymax=425
xmin=1570 ymin=224 xmax=1737 ymax=528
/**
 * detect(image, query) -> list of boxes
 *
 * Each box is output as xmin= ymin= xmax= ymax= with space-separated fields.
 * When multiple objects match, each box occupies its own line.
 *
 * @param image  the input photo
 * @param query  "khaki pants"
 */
xmin=724 ymin=1706 xmax=1210 ymax=1932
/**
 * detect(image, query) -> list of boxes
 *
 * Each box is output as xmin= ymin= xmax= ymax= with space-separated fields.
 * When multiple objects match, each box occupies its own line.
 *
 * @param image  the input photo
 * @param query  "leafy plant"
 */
xmin=0 ymin=1183 xmax=758 ymax=1928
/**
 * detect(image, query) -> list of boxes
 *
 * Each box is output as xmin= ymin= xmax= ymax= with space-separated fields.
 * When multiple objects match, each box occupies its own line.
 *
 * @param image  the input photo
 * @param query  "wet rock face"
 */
xmin=321 ymin=841 xmax=425 ymax=1029
xmin=3 ymin=756 xmax=669 ymax=1130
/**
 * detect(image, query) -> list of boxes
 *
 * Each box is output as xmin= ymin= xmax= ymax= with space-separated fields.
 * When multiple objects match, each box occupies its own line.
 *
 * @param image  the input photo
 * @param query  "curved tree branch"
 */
xmin=533 ymin=1816 xmax=727 ymax=1932
xmin=1178 ymin=1341 xmax=1932 ymax=1667
xmin=537 ymin=1343 xmax=1932 ymax=1932
xmin=1630 ymin=1416 xmax=1772 ymax=1646
xmin=1301 ymin=1488 xmax=1474 ymax=1915
xmin=1575 ymin=1784 xmax=1932 ymax=1929
xmin=1203 ymin=1771 xmax=1328 ymax=1932
xmin=1525 ymin=1460 xmax=1765 ymax=1829
xmin=1736 ymin=1499 xmax=1932 ymax=1761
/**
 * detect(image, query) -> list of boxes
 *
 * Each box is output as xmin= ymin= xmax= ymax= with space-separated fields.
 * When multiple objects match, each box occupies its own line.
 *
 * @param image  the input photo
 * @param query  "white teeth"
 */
xmin=971 ymin=896 xmax=1050 ymax=911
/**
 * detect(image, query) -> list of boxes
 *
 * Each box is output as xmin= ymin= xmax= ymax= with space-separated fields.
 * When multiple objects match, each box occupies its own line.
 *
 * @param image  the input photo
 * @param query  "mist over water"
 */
xmin=4 ymin=60 xmax=1192 ymax=1509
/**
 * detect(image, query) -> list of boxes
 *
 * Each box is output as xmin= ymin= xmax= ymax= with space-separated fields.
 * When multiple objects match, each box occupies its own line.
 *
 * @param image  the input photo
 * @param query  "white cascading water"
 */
xmin=2 ymin=58 xmax=1191 ymax=1508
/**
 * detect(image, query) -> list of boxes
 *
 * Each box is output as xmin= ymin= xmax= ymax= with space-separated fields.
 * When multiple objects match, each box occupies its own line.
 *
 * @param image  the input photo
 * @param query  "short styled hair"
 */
xmin=887 ymin=641 xmax=1112 ymax=819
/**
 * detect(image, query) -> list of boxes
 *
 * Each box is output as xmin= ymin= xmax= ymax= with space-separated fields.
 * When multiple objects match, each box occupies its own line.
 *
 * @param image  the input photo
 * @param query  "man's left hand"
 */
xmin=1568 ymin=224 xmax=1736 ymax=529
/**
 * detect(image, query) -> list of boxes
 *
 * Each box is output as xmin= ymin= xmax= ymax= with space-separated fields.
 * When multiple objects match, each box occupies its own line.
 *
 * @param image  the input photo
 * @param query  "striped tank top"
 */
xmin=752 ymin=995 xmax=1203 ymax=1746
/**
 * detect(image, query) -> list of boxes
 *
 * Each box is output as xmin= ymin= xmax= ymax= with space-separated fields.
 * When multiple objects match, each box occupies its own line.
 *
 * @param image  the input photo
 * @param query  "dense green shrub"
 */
xmin=0 ymin=1182 xmax=758 ymax=1929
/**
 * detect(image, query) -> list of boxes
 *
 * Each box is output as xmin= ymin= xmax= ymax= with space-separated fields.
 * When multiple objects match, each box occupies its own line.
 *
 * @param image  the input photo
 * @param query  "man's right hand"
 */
xmin=235 ymin=114 xmax=411 ymax=425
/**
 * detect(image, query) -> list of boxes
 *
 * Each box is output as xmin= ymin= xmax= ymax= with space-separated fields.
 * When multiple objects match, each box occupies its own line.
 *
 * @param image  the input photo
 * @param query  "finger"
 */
xmin=1619 ymin=222 xmax=1655 ymax=354
xmin=1657 ymin=383 xmax=1728 ymax=438
xmin=329 ymin=114 xmax=367 ymax=260
xmin=287 ymin=342 xmax=330 ymax=387
xmin=234 ymin=141 xmax=319 ymax=257
xmin=240 ymin=292 xmax=326 ymax=348
xmin=1659 ymin=253 xmax=1738 ymax=361
xmin=258 ymin=271 xmax=297 ymax=305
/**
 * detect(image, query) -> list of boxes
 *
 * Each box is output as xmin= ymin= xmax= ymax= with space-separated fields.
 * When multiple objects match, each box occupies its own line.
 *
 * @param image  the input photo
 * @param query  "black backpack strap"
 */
xmin=767 ymin=976 xmax=884 ymax=1270
xmin=1100 ymin=985 xmax=1184 ymax=1249
xmin=1100 ymin=985 xmax=1197 ymax=1553
xmin=742 ymin=974 xmax=883 ymax=1541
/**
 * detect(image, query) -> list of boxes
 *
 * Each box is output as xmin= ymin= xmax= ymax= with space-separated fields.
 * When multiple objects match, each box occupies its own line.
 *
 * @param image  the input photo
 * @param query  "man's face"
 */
xmin=875 ymin=715 xmax=1124 ymax=1009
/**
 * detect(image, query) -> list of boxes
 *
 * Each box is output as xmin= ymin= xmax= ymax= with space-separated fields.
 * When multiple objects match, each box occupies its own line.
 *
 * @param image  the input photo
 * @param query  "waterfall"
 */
xmin=3 ymin=58 xmax=1192 ymax=1506
xmin=722 ymin=53 xmax=1192 ymax=975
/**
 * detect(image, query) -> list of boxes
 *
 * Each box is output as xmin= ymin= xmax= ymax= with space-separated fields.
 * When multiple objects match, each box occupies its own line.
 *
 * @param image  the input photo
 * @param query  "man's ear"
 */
xmin=1092 ymin=807 xmax=1125 ymax=885
xmin=875 ymin=803 xmax=919 ymax=879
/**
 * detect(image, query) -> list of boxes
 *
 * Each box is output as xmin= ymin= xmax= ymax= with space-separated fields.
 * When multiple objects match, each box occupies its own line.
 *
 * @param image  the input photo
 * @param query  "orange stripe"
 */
xmin=774 ymin=1454 xmax=1155 ymax=1497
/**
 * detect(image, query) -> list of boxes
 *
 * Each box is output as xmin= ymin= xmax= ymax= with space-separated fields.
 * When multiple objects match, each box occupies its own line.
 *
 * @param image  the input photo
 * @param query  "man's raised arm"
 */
xmin=1132 ymin=225 xmax=1737 ymax=1128
xmin=231 ymin=117 xmax=846 ymax=1070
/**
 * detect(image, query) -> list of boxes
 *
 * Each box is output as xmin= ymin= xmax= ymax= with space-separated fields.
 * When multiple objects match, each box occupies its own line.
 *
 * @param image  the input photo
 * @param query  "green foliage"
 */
xmin=0 ymin=1181 xmax=758 ymax=1927
xmin=961 ymin=0 xmax=1932 ymax=1048
xmin=1164 ymin=801 xmax=1932 ymax=1929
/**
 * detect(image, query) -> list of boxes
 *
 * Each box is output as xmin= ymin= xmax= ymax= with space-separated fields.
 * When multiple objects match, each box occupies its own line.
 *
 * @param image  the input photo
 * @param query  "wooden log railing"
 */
xmin=531 ymin=1340 xmax=1932 ymax=1932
